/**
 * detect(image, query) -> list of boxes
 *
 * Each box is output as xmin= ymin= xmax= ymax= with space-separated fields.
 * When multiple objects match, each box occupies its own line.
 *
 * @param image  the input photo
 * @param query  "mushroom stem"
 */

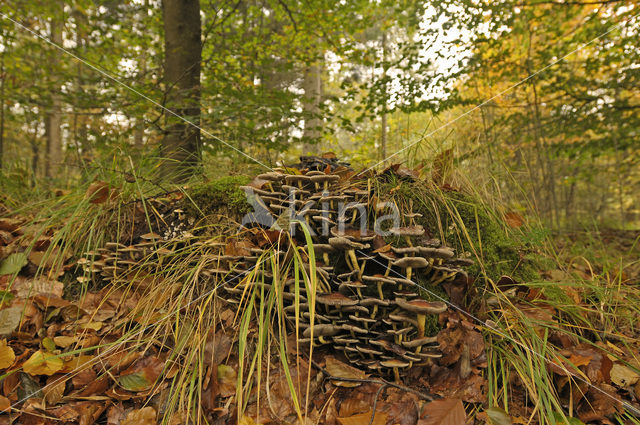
xmin=322 ymin=252 xmax=329 ymax=265
xmin=415 ymin=313 xmax=426 ymax=354
xmin=346 ymin=250 xmax=359 ymax=273
xmin=431 ymin=271 xmax=456 ymax=286
xmin=406 ymin=267 xmax=413 ymax=281
xmin=393 ymin=367 xmax=400 ymax=383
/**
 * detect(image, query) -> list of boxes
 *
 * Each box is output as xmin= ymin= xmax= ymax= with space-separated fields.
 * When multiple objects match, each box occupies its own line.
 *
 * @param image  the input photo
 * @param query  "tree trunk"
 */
xmin=45 ymin=15 xmax=63 ymax=179
xmin=161 ymin=0 xmax=202 ymax=182
xmin=0 ymin=45 xmax=5 ymax=170
xmin=380 ymin=32 xmax=388 ymax=162
xmin=302 ymin=60 xmax=322 ymax=153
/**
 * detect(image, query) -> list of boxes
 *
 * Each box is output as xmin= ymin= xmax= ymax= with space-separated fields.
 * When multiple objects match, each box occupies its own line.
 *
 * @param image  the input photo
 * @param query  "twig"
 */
xmin=309 ymin=359 xmax=435 ymax=401
xmin=368 ymin=384 xmax=387 ymax=425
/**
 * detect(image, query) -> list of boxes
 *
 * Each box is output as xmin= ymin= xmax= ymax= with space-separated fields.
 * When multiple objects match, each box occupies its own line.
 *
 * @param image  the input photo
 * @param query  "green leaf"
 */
xmin=552 ymin=412 xmax=586 ymax=425
xmin=41 ymin=337 xmax=56 ymax=352
xmin=486 ymin=407 xmax=512 ymax=425
xmin=0 ymin=253 xmax=27 ymax=276
xmin=0 ymin=291 xmax=14 ymax=307
xmin=118 ymin=372 xmax=151 ymax=392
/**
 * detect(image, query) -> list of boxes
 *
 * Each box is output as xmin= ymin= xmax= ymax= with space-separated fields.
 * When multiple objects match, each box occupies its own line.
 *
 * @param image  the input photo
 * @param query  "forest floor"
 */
xmin=0 ymin=163 xmax=638 ymax=425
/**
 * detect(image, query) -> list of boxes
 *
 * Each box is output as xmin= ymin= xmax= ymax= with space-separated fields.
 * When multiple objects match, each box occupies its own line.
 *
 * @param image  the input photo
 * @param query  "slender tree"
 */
xmin=45 ymin=12 xmax=63 ymax=179
xmin=161 ymin=0 xmax=202 ymax=181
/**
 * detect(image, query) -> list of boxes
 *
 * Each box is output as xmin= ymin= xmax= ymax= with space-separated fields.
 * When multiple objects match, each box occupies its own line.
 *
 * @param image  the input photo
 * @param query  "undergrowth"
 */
xmin=2 ymin=158 xmax=640 ymax=425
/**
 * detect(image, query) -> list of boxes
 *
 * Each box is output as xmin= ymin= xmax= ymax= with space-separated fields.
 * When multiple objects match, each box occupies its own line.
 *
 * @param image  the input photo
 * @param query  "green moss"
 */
xmin=183 ymin=175 xmax=251 ymax=219
xmin=377 ymin=178 xmax=542 ymax=283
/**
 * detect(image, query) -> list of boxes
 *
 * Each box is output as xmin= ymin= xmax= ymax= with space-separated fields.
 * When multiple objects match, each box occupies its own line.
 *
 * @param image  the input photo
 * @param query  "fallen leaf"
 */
xmin=432 ymin=148 xmax=454 ymax=187
xmin=43 ymin=375 xmax=66 ymax=405
xmin=0 ymin=253 xmax=27 ymax=275
xmin=238 ymin=415 xmax=258 ymax=425
xmin=504 ymin=212 xmax=524 ymax=228
xmin=23 ymin=350 xmax=64 ymax=376
xmin=85 ymin=181 xmax=110 ymax=204
xmin=0 ymin=395 xmax=9 ymax=413
xmin=325 ymin=356 xmax=366 ymax=387
xmin=121 ymin=407 xmax=157 ymax=425
xmin=0 ymin=339 xmax=15 ymax=369
xmin=419 ymin=398 xmax=466 ymax=425
xmin=53 ymin=335 xmax=77 ymax=348
xmin=118 ymin=355 xmax=164 ymax=392
xmin=610 ymin=363 xmax=640 ymax=388
xmin=217 ymin=364 xmax=237 ymax=397
xmin=337 ymin=410 xmax=387 ymax=425
xmin=485 ymin=407 xmax=512 ymax=425
xmin=12 ymin=276 xmax=64 ymax=298
xmin=0 ymin=306 xmax=23 ymax=336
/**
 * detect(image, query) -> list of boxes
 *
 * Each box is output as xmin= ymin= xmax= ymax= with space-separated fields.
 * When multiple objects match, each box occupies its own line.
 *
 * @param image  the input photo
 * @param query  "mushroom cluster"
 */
xmin=81 ymin=157 xmax=473 ymax=379
xmin=217 ymin=159 xmax=473 ymax=379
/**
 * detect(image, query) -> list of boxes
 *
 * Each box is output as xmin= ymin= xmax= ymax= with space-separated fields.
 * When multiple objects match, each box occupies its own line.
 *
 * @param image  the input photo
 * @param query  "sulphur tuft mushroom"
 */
xmin=328 ymin=237 xmax=369 ymax=274
xmin=389 ymin=225 xmax=425 ymax=247
xmin=392 ymin=256 xmax=428 ymax=281
xmin=396 ymin=298 xmax=447 ymax=352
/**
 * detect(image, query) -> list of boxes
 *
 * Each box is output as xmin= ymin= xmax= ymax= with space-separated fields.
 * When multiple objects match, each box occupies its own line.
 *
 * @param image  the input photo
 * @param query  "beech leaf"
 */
xmin=486 ymin=407 xmax=512 ymax=425
xmin=325 ymin=355 xmax=367 ymax=387
xmin=23 ymin=350 xmax=64 ymax=376
xmin=0 ymin=252 xmax=27 ymax=275
xmin=419 ymin=398 xmax=466 ymax=425
xmin=337 ymin=410 xmax=387 ymax=425
xmin=0 ymin=339 xmax=15 ymax=369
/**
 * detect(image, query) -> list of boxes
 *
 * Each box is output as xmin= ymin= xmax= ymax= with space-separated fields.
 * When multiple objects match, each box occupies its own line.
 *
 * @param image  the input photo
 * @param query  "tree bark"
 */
xmin=380 ymin=32 xmax=388 ymax=163
xmin=45 ymin=15 xmax=63 ymax=179
xmin=0 ymin=45 xmax=5 ymax=170
xmin=302 ymin=61 xmax=322 ymax=154
xmin=161 ymin=0 xmax=202 ymax=182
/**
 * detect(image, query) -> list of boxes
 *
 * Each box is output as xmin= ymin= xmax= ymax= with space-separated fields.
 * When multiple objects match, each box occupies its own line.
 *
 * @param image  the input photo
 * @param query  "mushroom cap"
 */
xmin=141 ymin=232 xmax=162 ymax=240
xmin=328 ymin=237 xmax=368 ymax=250
xmin=332 ymin=337 xmax=360 ymax=344
xmin=118 ymin=245 xmax=139 ymax=253
xmin=239 ymin=185 xmax=272 ymax=196
xmin=389 ymin=277 xmax=415 ymax=287
xmin=284 ymin=175 xmax=312 ymax=184
xmin=348 ymin=314 xmax=377 ymax=323
xmin=356 ymin=345 xmax=383 ymax=355
xmin=446 ymin=258 xmax=474 ymax=267
xmin=380 ymin=359 xmax=410 ymax=368
xmin=257 ymin=172 xmax=284 ymax=181
xmin=305 ymin=244 xmax=334 ymax=254
xmin=302 ymin=324 xmax=342 ymax=338
xmin=389 ymin=225 xmax=425 ymax=237
xmin=401 ymin=336 xmax=439 ymax=348
xmin=341 ymin=324 xmax=368 ymax=334
xmin=310 ymin=174 xmax=340 ymax=183
xmin=337 ymin=270 xmax=359 ymax=280
xmin=395 ymin=298 xmax=448 ymax=314
xmin=378 ymin=251 xmax=398 ymax=261
xmin=392 ymin=290 xmax=419 ymax=298
xmin=361 ymin=274 xmax=395 ymax=284
xmin=330 ymin=226 xmax=375 ymax=242
xmin=316 ymin=292 xmax=357 ymax=307
xmin=312 ymin=216 xmax=336 ymax=225
xmin=342 ymin=305 xmax=369 ymax=314
xmin=388 ymin=313 xmax=418 ymax=326
xmin=417 ymin=246 xmax=455 ymax=259
xmin=392 ymin=246 xmax=420 ymax=255
xmin=359 ymin=298 xmax=392 ymax=307
xmin=392 ymin=256 xmax=428 ymax=269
